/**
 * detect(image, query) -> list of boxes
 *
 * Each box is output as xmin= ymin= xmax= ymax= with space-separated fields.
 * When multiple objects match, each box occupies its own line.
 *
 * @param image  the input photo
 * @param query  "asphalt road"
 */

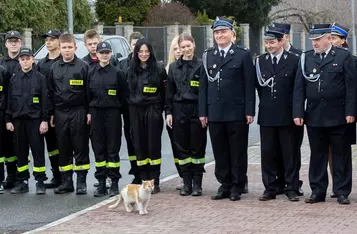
xmin=0 ymin=113 xmax=260 ymax=233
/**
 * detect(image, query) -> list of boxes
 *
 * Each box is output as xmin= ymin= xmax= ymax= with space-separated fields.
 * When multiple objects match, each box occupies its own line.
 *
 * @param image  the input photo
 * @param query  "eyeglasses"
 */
xmin=98 ymin=51 xmax=111 ymax=54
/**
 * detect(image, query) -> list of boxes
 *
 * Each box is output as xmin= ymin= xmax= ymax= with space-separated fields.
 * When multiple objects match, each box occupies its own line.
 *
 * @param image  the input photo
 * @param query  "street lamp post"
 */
xmin=67 ymin=0 xmax=73 ymax=34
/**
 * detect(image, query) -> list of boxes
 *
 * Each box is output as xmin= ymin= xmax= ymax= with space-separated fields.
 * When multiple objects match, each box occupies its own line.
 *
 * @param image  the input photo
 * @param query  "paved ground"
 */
xmin=26 ymin=130 xmax=357 ymax=234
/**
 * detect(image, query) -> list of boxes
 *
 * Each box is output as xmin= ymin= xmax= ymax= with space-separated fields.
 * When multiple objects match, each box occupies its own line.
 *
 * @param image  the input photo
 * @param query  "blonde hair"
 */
xmin=166 ymin=36 xmax=180 ymax=72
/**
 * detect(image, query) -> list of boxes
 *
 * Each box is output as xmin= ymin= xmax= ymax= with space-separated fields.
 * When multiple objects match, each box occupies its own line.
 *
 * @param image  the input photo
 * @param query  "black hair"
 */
xmin=129 ymin=38 xmax=159 ymax=89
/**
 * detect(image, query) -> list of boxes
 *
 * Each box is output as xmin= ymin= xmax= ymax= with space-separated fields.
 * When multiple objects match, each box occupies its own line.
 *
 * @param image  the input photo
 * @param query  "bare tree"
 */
xmin=269 ymin=0 xmax=352 ymax=31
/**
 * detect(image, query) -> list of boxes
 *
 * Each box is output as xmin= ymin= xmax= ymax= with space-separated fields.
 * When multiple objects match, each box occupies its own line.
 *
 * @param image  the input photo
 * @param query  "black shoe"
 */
xmin=131 ymin=176 xmax=141 ymax=185
xmin=11 ymin=181 xmax=29 ymax=194
xmin=229 ymin=192 xmax=241 ymax=201
xmin=305 ymin=194 xmax=325 ymax=204
xmin=191 ymin=174 xmax=202 ymax=196
xmin=109 ymin=180 xmax=119 ymax=197
xmin=243 ymin=181 xmax=249 ymax=194
xmin=276 ymin=187 xmax=285 ymax=195
xmin=3 ymin=176 xmax=15 ymax=189
xmin=330 ymin=192 xmax=337 ymax=198
xmin=45 ymin=177 xmax=61 ymax=189
xmin=94 ymin=179 xmax=111 ymax=188
xmin=259 ymin=192 xmax=276 ymax=201
xmin=76 ymin=176 xmax=87 ymax=195
xmin=337 ymin=195 xmax=350 ymax=205
xmin=152 ymin=186 xmax=160 ymax=194
xmin=180 ymin=173 xmax=192 ymax=196
xmin=94 ymin=180 xmax=108 ymax=197
xmin=36 ymin=181 xmax=46 ymax=195
xmin=211 ymin=191 xmax=230 ymax=200
xmin=54 ymin=174 xmax=74 ymax=194
xmin=180 ymin=185 xmax=192 ymax=196
xmin=297 ymin=187 xmax=304 ymax=196
xmin=286 ymin=191 xmax=299 ymax=202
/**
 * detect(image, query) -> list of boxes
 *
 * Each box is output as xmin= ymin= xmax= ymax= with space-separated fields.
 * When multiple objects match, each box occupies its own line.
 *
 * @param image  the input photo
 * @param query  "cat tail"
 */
xmin=108 ymin=193 xmax=123 ymax=209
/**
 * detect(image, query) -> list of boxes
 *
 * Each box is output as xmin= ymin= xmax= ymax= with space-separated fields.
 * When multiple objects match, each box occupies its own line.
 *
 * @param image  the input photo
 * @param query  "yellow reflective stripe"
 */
xmin=5 ymin=156 xmax=17 ymax=162
xmin=69 ymin=80 xmax=83 ymax=85
xmin=17 ymin=165 xmax=29 ymax=172
xmin=190 ymin=80 xmax=199 ymax=87
xmin=150 ymin=158 xmax=161 ymax=165
xmin=95 ymin=161 xmax=107 ymax=167
xmin=106 ymin=162 xmax=120 ymax=168
xmin=128 ymin=155 xmax=137 ymax=161
xmin=33 ymin=97 xmax=40 ymax=103
xmin=179 ymin=157 xmax=192 ymax=165
xmin=108 ymin=90 xmax=117 ymax=96
xmin=74 ymin=164 xmax=90 ymax=171
xmin=174 ymin=158 xmax=179 ymax=164
xmin=143 ymin=87 xmax=157 ymax=93
xmin=191 ymin=158 xmax=205 ymax=164
xmin=48 ymin=149 xmax=59 ymax=156
xmin=137 ymin=158 xmax=150 ymax=166
xmin=59 ymin=164 xmax=73 ymax=172
xmin=0 ymin=86 xmax=3 ymax=91
xmin=0 ymin=157 xmax=5 ymax=163
xmin=33 ymin=166 xmax=46 ymax=172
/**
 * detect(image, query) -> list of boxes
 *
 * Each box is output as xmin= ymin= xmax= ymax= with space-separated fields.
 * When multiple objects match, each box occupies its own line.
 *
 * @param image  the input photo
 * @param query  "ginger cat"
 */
xmin=108 ymin=179 xmax=154 ymax=215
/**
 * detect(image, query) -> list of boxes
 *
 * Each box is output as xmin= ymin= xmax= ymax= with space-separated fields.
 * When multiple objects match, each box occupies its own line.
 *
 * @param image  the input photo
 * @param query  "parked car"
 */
xmin=34 ymin=34 xmax=130 ymax=63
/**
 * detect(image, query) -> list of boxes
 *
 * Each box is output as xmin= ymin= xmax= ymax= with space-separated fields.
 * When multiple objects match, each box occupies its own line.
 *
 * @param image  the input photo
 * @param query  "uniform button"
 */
xmin=321 ymin=71 xmax=323 ymax=73
xmin=217 ymin=98 xmax=220 ymax=101
xmin=220 ymin=78 xmax=222 ymax=80
xmin=220 ymin=69 xmax=222 ymax=71
xmin=274 ymin=90 xmax=276 ymax=92
xmin=321 ymin=89 xmax=323 ymax=91
xmin=321 ymin=98 xmax=324 ymax=101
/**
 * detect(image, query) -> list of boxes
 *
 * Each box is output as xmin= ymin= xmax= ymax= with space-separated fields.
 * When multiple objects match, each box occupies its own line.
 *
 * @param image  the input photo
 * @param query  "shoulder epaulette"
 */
xmin=204 ymin=47 xmax=215 ymax=52
xmin=236 ymin=45 xmax=249 ymax=51
xmin=286 ymin=50 xmax=300 ymax=57
xmin=336 ymin=46 xmax=348 ymax=51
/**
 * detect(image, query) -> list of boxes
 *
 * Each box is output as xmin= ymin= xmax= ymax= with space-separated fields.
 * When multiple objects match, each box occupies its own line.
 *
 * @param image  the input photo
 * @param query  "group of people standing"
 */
xmin=0 ymin=17 xmax=355 ymax=206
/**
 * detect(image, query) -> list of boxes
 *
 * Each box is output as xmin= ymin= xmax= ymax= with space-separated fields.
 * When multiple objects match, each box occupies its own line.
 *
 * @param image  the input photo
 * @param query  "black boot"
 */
xmin=180 ymin=173 xmax=193 ymax=196
xmin=243 ymin=176 xmax=249 ymax=194
xmin=54 ymin=172 xmax=74 ymax=194
xmin=109 ymin=178 xmax=119 ymax=197
xmin=94 ymin=179 xmax=108 ymax=197
xmin=45 ymin=169 xmax=61 ymax=189
xmin=10 ymin=180 xmax=29 ymax=194
xmin=152 ymin=171 xmax=160 ymax=194
xmin=36 ymin=181 xmax=46 ymax=195
xmin=191 ymin=173 xmax=202 ymax=196
xmin=3 ymin=162 xmax=17 ymax=189
xmin=76 ymin=171 xmax=87 ymax=195
xmin=131 ymin=175 xmax=141 ymax=184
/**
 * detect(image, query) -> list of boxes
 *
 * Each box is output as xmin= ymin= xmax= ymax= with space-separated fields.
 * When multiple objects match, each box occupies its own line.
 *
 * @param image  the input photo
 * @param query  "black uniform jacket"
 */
xmin=0 ymin=54 xmax=37 ymax=75
xmin=6 ymin=69 xmax=51 ymax=122
xmin=127 ymin=65 xmax=166 ymax=107
xmin=289 ymin=44 xmax=302 ymax=56
xmin=117 ymin=53 xmax=132 ymax=76
xmin=82 ymin=54 xmax=118 ymax=68
xmin=87 ymin=63 xmax=128 ymax=111
xmin=37 ymin=54 xmax=61 ymax=78
xmin=256 ymin=51 xmax=300 ymax=126
xmin=199 ymin=44 xmax=256 ymax=122
xmin=165 ymin=55 xmax=202 ymax=115
xmin=293 ymin=46 xmax=357 ymax=127
xmin=0 ymin=66 xmax=11 ymax=110
xmin=48 ymin=55 xmax=89 ymax=112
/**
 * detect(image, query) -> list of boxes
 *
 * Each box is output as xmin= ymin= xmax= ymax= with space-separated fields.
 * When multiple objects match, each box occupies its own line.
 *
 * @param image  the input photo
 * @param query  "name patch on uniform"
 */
xmin=0 ymin=86 xmax=3 ymax=91
xmin=33 ymin=97 xmax=39 ymax=103
xmin=190 ymin=81 xmax=199 ymax=87
xmin=69 ymin=80 xmax=83 ymax=86
xmin=108 ymin=90 xmax=117 ymax=96
xmin=143 ymin=87 xmax=157 ymax=93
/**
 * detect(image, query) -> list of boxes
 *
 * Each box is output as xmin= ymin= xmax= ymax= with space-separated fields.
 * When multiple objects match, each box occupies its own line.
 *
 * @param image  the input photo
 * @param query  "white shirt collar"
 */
xmin=218 ymin=43 xmax=232 ymax=57
xmin=323 ymin=44 xmax=332 ymax=57
xmin=286 ymin=44 xmax=291 ymax=52
xmin=270 ymin=49 xmax=284 ymax=64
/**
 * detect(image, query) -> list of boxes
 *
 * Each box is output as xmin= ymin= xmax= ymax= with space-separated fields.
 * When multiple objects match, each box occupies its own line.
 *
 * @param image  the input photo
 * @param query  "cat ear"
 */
xmin=141 ymin=180 xmax=145 ymax=184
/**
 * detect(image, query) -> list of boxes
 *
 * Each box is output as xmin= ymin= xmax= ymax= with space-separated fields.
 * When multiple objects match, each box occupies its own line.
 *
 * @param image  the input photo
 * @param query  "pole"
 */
xmin=67 ymin=0 xmax=73 ymax=34
xmin=352 ymin=0 xmax=356 ymax=54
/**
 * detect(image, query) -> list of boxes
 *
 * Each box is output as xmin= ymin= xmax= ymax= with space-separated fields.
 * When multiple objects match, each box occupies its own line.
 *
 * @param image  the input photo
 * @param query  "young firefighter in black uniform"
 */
xmin=199 ymin=17 xmax=256 ymax=202
xmin=0 ymin=66 xmax=10 ymax=193
xmin=48 ymin=34 xmax=90 ymax=195
xmin=271 ymin=22 xmax=304 ymax=196
xmin=6 ymin=48 xmax=51 ymax=194
xmin=165 ymin=33 xmax=207 ymax=196
xmin=127 ymin=38 xmax=166 ymax=194
xmin=37 ymin=29 xmax=62 ymax=189
xmin=0 ymin=30 xmax=22 ymax=189
xmin=117 ymin=32 xmax=144 ymax=184
xmin=293 ymin=24 xmax=356 ymax=204
xmin=88 ymin=42 xmax=128 ymax=197
xmin=255 ymin=27 xmax=300 ymax=202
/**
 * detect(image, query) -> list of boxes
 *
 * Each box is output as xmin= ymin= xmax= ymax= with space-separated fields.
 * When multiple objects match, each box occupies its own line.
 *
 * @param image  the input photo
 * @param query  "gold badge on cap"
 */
xmin=313 ymin=68 xmax=317 ymax=73
xmin=213 ymin=64 xmax=217 ymax=69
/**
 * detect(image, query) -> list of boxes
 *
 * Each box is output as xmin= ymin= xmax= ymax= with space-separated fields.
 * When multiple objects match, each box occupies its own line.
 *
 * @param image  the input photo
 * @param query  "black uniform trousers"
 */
xmin=0 ymin=111 xmax=4 ymax=182
xmin=260 ymin=125 xmax=299 ymax=194
xmin=91 ymin=108 xmax=122 ymax=181
xmin=307 ymin=124 xmax=352 ymax=197
xmin=172 ymin=103 xmax=207 ymax=174
xmin=209 ymin=121 xmax=248 ymax=194
xmin=12 ymin=118 xmax=47 ymax=181
xmin=55 ymin=108 xmax=90 ymax=174
xmin=120 ymin=105 xmax=139 ymax=176
xmin=166 ymin=125 xmax=182 ymax=177
xmin=276 ymin=126 xmax=304 ymax=189
xmin=45 ymin=125 xmax=60 ymax=174
xmin=3 ymin=124 xmax=16 ymax=180
xmin=129 ymin=104 xmax=163 ymax=181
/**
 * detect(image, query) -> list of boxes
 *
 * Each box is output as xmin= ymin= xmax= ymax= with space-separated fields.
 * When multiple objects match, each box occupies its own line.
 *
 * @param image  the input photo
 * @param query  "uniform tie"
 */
xmin=273 ymin=56 xmax=278 ymax=72
xmin=220 ymin=50 xmax=225 ymax=61
xmin=320 ymin=52 xmax=326 ymax=62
